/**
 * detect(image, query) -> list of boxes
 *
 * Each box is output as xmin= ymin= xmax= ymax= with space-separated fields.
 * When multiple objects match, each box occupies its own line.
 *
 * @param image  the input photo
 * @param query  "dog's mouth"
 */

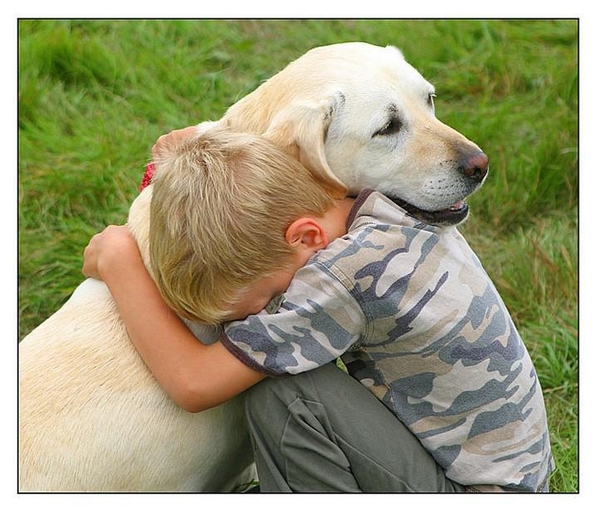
xmin=388 ymin=196 xmax=470 ymax=226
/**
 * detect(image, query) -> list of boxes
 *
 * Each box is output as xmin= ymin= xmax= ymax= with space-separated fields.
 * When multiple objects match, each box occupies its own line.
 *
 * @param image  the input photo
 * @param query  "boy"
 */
xmin=83 ymin=128 xmax=553 ymax=492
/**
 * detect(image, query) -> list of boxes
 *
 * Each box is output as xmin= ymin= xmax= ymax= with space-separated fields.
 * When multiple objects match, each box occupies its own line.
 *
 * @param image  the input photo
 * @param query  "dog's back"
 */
xmin=19 ymin=188 xmax=255 ymax=492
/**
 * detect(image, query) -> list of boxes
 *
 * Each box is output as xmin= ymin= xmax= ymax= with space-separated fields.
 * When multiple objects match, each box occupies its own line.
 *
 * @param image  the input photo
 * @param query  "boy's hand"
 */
xmin=82 ymin=225 xmax=142 ymax=281
xmin=152 ymin=126 xmax=198 ymax=160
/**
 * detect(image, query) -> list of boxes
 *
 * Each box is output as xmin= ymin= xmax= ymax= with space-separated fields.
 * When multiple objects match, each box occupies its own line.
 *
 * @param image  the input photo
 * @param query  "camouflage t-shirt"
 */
xmin=222 ymin=189 xmax=554 ymax=492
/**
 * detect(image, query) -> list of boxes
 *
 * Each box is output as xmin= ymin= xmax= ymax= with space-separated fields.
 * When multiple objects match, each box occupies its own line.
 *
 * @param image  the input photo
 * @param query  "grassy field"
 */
xmin=18 ymin=19 xmax=578 ymax=492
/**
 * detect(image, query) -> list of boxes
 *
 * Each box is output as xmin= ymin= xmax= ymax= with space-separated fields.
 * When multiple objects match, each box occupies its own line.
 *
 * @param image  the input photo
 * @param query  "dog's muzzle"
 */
xmin=389 ymin=196 xmax=471 ymax=226
xmin=389 ymin=151 xmax=489 ymax=226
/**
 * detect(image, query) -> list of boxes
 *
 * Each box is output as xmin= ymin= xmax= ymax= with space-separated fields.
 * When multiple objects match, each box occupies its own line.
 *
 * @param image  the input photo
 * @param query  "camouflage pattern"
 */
xmin=222 ymin=190 xmax=554 ymax=492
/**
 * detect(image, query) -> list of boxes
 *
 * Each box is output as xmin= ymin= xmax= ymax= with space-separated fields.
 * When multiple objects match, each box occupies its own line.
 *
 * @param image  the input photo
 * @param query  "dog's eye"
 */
xmin=427 ymin=92 xmax=436 ymax=109
xmin=374 ymin=117 xmax=402 ymax=137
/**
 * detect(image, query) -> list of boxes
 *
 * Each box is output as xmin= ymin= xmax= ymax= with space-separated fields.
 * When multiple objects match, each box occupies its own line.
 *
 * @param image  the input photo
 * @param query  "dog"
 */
xmin=19 ymin=42 xmax=488 ymax=492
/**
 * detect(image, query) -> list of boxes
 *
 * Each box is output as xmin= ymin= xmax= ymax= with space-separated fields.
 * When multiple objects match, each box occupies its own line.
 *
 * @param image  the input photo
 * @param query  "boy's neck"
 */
xmin=287 ymin=197 xmax=356 ymax=274
xmin=320 ymin=197 xmax=356 ymax=242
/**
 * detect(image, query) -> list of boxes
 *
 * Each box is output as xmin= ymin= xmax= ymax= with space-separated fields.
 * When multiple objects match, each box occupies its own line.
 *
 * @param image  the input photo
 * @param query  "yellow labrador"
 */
xmin=19 ymin=42 xmax=488 ymax=491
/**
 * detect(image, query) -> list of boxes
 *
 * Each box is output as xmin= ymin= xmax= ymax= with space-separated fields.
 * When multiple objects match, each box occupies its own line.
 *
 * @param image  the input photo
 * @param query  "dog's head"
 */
xmin=223 ymin=42 xmax=488 ymax=226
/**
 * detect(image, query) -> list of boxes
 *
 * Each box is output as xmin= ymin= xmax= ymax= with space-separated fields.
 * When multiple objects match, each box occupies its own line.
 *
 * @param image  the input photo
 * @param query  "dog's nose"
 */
xmin=461 ymin=152 xmax=489 ymax=182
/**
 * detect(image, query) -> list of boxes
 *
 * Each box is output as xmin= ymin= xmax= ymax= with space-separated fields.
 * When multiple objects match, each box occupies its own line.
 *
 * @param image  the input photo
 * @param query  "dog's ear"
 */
xmin=263 ymin=93 xmax=348 ymax=199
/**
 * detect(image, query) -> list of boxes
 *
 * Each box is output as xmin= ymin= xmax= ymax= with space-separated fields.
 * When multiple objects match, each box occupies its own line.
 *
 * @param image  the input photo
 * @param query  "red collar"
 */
xmin=140 ymin=162 xmax=156 ymax=191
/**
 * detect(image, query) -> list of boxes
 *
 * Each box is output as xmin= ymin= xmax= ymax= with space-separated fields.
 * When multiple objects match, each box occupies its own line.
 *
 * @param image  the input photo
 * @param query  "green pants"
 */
xmin=245 ymin=363 xmax=466 ymax=493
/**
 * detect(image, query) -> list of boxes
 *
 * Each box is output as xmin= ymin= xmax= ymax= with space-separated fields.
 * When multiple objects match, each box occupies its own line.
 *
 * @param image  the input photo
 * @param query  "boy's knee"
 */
xmin=246 ymin=373 xmax=304 ymax=413
xmin=245 ymin=364 xmax=349 ymax=421
xmin=244 ymin=375 xmax=301 ymax=443
xmin=245 ymin=371 xmax=314 ymax=426
xmin=245 ymin=376 xmax=278 ymax=416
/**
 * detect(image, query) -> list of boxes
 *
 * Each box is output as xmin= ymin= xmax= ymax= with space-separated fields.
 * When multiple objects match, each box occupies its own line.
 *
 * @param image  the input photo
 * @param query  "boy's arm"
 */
xmin=83 ymin=225 xmax=265 ymax=413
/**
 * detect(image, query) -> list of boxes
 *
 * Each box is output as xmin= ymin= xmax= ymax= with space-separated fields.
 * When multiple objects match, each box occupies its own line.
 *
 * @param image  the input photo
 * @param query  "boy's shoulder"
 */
xmin=347 ymin=189 xmax=424 ymax=231
xmin=313 ymin=189 xmax=467 ymax=280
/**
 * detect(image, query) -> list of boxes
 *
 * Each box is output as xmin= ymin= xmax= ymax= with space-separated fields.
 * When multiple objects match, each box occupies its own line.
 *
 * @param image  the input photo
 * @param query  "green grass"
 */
xmin=18 ymin=19 xmax=578 ymax=492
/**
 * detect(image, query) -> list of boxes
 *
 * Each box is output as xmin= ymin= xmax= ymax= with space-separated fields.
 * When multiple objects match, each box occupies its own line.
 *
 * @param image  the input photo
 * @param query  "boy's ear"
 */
xmin=285 ymin=218 xmax=329 ymax=250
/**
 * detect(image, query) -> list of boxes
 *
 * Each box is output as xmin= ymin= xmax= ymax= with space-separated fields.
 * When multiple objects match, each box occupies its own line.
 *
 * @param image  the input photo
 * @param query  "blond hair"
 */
xmin=149 ymin=129 xmax=335 ymax=325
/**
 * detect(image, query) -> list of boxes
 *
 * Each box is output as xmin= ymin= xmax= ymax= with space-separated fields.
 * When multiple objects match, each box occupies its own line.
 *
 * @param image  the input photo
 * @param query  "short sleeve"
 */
xmin=221 ymin=261 xmax=365 ymax=376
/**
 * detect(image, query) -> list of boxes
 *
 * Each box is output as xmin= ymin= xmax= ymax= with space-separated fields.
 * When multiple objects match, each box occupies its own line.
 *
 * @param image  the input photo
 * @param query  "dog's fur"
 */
xmin=19 ymin=42 xmax=487 ymax=491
